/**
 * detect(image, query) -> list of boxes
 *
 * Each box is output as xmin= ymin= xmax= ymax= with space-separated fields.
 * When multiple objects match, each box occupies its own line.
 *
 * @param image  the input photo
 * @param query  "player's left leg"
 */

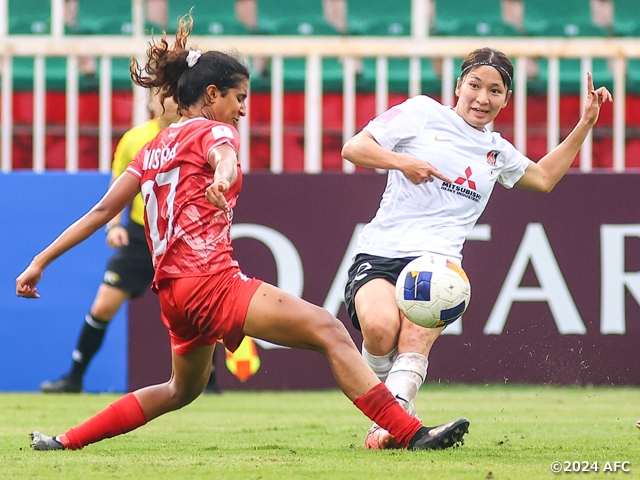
xmin=365 ymin=315 xmax=445 ymax=449
xmin=390 ymin=319 xmax=443 ymax=411
xmin=31 ymin=344 xmax=215 ymax=451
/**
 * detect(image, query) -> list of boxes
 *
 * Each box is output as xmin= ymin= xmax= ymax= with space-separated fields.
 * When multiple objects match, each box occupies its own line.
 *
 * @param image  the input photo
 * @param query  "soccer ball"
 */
xmin=395 ymin=254 xmax=471 ymax=328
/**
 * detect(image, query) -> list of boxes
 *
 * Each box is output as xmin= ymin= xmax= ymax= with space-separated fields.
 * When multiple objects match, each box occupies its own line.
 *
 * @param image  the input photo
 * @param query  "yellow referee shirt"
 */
xmin=111 ymin=119 xmax=161 ymax=226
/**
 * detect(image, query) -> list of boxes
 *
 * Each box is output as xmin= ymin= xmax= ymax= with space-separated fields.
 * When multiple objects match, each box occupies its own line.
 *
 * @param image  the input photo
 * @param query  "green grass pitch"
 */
xmin=0 ymin=384 xmax=639 ymax=479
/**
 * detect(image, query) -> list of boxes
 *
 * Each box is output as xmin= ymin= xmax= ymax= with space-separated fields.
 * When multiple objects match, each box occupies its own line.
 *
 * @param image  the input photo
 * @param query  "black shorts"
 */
xmin=344 ymin=253 xmax=417 ymax=331
xmin=103 ymin=221 xmax=154 ymax=298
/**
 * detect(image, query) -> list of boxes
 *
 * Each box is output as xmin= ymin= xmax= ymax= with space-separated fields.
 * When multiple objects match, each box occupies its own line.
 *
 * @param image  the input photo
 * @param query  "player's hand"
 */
xmin=582 ymin=71 xmax=613 ymax=127
xmin=206 ymin=180 xmax=231 ymax=212
xmin=106 ymin=225 xmax=129 ymax=248
xmin=400 ymin=155 xmax=452 ymax=185
xmin=16 ymin=264 xmax=43 ymax=298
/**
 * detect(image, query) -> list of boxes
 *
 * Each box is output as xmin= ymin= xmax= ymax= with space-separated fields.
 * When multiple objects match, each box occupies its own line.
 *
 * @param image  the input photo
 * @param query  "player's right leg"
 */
xmin=31 ymin=344 xmax=215 ymax=451
xmin=242 ymin=282 xmax=468 ymax=450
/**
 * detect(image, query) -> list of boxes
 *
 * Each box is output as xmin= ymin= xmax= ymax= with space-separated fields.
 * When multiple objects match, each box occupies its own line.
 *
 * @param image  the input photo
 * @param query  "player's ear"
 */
xmin=205 ymin=84 xmax=218 ymax=102
xmin=504 ymin=90 xmax=512 ymax=107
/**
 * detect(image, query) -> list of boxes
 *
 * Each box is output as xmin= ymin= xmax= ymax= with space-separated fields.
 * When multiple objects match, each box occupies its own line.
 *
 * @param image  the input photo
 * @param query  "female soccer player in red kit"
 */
xmin=16 ymin=15 xmax=468 ymax=452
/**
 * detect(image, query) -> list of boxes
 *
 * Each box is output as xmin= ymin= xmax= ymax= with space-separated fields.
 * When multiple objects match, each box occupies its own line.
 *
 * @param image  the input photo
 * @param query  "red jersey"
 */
xmin=126 ymin=117 xmax=242 ymax=291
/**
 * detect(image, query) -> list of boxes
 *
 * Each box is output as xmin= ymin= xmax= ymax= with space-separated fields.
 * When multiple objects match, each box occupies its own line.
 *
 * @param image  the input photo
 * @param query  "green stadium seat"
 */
xmin=92 ymin=57 xmax=135 ymax=91
xmin=256 ymin=0 xmax=338 ymax=35
xmin=612 ymin=0 xmax=640 ymax=36
xmin=433 ymin=0 xmax=519 ymax=36
xmin=358 ymin=58 xmax=441 ymax=94
xmin=8 ymin=0 xmax=50 ymax=34
xmin=346 ymin=0 xmax=411 ymax=36
xmin=168 ymin=0 xmax=250 ymax=35
xmin=72 ymin=0 xmax=161 ymax=35
xmin=253 ymin=57 xmax=344 ymax=92
xmin=8 ymin=56 xmax=133 ymax=92
xmin=531 ymin=58 xmax=613 ymax=93
xmin=12 ymin=58 xmax=65 ymax=91
xmin=522 ymin=0 xmax=608 ymax=36
xmin=626 ymin=59 xmax=640 ymax=93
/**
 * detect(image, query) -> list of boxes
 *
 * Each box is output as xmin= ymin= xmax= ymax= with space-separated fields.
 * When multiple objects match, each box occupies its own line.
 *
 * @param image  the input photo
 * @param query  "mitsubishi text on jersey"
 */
xmin=126 ymin=117 xmax=242 ymax=291
xmin=356 ymin=95 xmax=530 ymax=261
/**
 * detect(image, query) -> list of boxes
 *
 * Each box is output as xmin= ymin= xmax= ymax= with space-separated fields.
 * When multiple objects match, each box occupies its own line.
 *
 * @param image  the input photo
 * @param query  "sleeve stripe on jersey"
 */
xmin=125 ymin=166 xmax=142 ymax=178
xmin=206 ymin=139 xmax=237 ymax=161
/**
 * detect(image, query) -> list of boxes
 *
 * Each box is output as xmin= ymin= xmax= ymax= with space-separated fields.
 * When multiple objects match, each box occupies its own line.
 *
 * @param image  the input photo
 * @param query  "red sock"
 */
xmin=58 ymin=393 xmax=147 ymax=450
xmin=353 ymin=383 xmax=422 ymax=447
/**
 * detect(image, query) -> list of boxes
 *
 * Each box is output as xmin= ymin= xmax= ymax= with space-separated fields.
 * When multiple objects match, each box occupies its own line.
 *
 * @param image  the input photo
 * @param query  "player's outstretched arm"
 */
xmin=16 ymin=173 xmax=140 ymax=299
xmin=516 ymin=72 xmax=613 ymax=193
xmin=205 ymin=144 xmax=238 ymax=213
xmin=342 ymin=130 xmax=451 ymax=185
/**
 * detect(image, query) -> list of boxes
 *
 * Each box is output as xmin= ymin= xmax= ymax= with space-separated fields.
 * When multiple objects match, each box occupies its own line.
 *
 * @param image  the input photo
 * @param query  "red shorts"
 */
xmin=157 ymin=267 xmax=262 ymax=356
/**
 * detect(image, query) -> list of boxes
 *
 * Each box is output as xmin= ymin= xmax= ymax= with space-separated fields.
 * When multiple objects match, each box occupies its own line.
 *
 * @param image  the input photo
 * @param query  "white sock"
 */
xmin=385 ymin=353 xmax=428 ymax=414
xmin=361 ymin=343 xmax=398 ymax=382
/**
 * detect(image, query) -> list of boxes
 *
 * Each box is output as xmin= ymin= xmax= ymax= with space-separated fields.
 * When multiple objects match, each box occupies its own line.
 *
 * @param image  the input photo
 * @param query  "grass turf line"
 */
xmin=0 ymin=384 xmax=639 ymax=479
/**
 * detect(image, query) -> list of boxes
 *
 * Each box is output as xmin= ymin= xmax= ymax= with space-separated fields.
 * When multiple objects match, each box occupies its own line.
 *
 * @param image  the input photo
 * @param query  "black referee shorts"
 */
xmin=344 ymin=253 xmax=417 ymax=331
xmin=103 ymin=221 xmax=154 ymax=298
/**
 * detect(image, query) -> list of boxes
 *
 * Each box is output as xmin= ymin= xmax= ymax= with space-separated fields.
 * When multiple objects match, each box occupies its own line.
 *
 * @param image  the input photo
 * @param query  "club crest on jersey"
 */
xmin=487 ymin=150 xmax=500 ymax=166
xmin=441 ymin=166 xmax=482 ymax=203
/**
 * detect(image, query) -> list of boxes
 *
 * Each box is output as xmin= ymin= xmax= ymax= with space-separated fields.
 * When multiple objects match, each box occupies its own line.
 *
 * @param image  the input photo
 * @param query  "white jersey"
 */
xmin=355 ymin=95 xmax=530 ymax=261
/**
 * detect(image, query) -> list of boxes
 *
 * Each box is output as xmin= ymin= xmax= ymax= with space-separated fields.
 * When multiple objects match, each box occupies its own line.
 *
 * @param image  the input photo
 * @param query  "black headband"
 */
xmin=460 ymin=61 xmax=513 ymax=87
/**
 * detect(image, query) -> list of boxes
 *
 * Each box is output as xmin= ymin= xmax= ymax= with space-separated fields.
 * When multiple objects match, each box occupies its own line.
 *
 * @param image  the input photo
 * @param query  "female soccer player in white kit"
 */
xmin=342 ymin=47 xmax=612 ymax=449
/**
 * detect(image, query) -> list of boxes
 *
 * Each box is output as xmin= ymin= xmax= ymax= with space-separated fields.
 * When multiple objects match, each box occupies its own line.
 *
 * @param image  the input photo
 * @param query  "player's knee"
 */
xmin=362 ymin=320 xmax=398 ymax=349
xmin=166 ymin=380 xmax=204 ymax=409
xmin=313 ymin=310 xmax=352 ymax=348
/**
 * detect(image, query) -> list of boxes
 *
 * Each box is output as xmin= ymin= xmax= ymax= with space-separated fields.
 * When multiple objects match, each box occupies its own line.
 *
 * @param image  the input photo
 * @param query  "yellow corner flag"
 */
xmin=225 ymin=336 xmax=261 ymax=382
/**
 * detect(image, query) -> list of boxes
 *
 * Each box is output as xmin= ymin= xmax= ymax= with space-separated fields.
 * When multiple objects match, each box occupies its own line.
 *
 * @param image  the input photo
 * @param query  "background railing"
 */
xmin=1 ymin=0 xmax=639 ymax=173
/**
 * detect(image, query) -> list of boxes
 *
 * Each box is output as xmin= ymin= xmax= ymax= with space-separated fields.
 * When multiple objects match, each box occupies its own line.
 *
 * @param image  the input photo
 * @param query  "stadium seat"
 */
xmin=93 ymin=57 xmax=135 ymax=91
xmin=12 ymin=57 xmax=68 ymax=91
xmin=256 ymin=0 xmax=338 ymax=35
xmin=433 ymin=0 xmax=519 ymax=36
xmin=253 ymin=57 xmax=344 ymax=92
xmin=8 ymin=0 xmax=50 ymax=34
xmin=531 ymin=58 xmax=613 ymax=94
xmin=612 ymin=0 xmax=640 ymax=36
xmin=168 ymin=0 xmax=250 ymax=35
xmin=346 ymin=0 xmax=411 ymax=36
xmin=72 ymin=0 xmax=162 ymax=35
xmin=522 ymin=0 xmax=609 ymax=36
xmin=9 ymin=57 xmax=130 ymax=92
xmin=358 ymin=58 xmax=441 ymax=95
xmin=626 ymin=59 xmax=640 ymax=93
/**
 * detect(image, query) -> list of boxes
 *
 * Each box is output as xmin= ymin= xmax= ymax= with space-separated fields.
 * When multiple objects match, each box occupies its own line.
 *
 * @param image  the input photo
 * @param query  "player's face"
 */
xmin=454 ymin=65 xmax=511 ymax=130
xmin=208 ymin=79 xmax=249 ymax=128
xmin=150 ymin=90 xmax=180 ymax=123
xmin=160 ymin=95 xmax=180 ymax=122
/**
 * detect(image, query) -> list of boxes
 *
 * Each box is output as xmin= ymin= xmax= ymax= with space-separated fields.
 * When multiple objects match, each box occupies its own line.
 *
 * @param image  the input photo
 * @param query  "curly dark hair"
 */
xmin=130 ymin=13 xmax=250 ymax=111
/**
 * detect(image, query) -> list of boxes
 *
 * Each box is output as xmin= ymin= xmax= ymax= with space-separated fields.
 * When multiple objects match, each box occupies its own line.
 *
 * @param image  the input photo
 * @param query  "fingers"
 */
xmin=205 ymin=185 xmax=230 ymax=212
xmin=586 ymin=72 xmax=613 ymax=104
xmin=16 ymin=283 xmax=39 ymax=298
xmin=433 ymin=171 xmax=452 ymax=184
xmin=596 ymin=87 xmax=613 ymax=103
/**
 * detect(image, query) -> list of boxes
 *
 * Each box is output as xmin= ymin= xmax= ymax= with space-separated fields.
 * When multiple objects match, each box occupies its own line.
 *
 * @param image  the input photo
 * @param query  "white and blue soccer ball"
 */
xmin=395 ymin=254 xmax=471 ymax=329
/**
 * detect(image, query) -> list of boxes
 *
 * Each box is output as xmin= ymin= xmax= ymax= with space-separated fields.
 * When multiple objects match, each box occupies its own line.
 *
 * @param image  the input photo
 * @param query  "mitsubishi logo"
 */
xmin=454 ymin=167 xmax=476 ymax=190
